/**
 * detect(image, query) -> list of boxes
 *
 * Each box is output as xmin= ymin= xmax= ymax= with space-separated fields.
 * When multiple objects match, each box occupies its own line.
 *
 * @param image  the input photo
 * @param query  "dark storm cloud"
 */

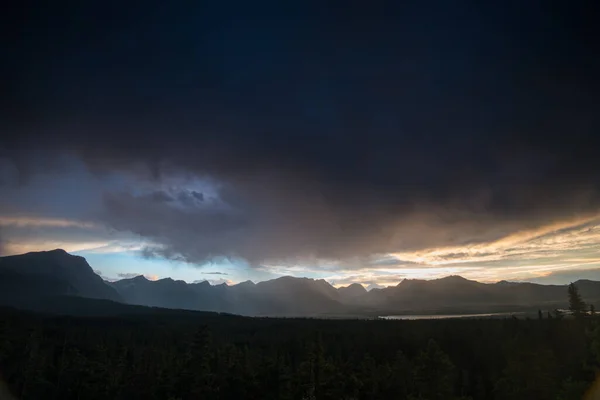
xmin=136 ymin=189 xmax=205 ymax=206
xmin=147 ymin=190 xmax=174 ymax=203
xmin=191 ymin=191 xmax=204 ymax=202
xmin=3 ymin=1 xmax=600 ymax=263
xmin=366 ymin=257 xmax=413 ymax=268
xmin=177 ymin=190 xmax=205 ymax=206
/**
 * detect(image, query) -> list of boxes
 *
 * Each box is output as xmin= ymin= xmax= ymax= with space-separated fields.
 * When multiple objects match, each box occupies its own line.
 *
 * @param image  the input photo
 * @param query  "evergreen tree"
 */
xmin=3 ymin=304 xmax=600 ymax=400
xmin=568 ymin=283 xmax=586 ymax=315
xmin=184 ymin=325 xmax=216 ymax=399
xmin=413 ymin=339 xmax=456 ymax=400
xmin=388 ymin=350 xmax=412 ymax=398
xmin=557 ymin=377 xmax=589 ymax=400
xmin=494 ymin=339 xmax=559 ymax=400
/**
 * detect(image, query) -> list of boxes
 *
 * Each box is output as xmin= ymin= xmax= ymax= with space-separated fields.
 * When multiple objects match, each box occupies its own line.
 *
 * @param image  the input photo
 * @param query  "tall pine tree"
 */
xmin=568 ymin=283 xmax=586 ymax=315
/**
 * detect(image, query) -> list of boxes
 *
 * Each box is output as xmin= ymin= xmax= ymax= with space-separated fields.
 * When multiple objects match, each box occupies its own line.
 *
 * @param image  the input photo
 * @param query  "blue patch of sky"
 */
xmin=73 ymin=250 xmax=287 ymax=284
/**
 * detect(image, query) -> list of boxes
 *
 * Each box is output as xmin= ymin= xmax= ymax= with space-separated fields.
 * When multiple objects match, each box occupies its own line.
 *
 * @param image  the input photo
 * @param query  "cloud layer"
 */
xmin=3 ymin=2 xmax=600 ymax=268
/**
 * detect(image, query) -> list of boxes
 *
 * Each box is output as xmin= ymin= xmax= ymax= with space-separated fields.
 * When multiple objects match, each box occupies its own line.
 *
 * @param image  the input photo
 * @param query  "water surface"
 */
xmin=380 ymin=312 xmax=518 ymax=320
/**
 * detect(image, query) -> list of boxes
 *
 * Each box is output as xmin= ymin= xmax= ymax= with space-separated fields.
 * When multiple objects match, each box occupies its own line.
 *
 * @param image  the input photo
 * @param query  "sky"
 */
xmin=2 ymin=1 xmax=600 ymax=287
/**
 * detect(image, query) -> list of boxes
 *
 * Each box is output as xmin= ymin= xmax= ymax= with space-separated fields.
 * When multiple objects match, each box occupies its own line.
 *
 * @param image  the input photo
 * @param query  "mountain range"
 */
xmin=1 ymin=249 xmax=599 ymax=317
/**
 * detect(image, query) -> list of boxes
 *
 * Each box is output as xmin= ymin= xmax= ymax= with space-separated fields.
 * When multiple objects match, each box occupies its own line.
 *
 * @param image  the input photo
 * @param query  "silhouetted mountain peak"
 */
xmin=3 ymin=249 xmax=93 ymax=275
xmin=439 ymin=275 xmax=468 ymax=281
xmin=496 ymin=280 xmax=517 ymax=285
xmin=338 ymin=283 xmax=366 ymax=291
xmin=338 ymin=283 xmax=367 ymax=300
xmin=156 ymin=277 xmax=188 ymax=288
xmin=47 ymin=248 xmax=68 ymax=255
xmin=397 ymin=278 xmax=425 ymax=287
xmin=40 ymin=249 xmax=90 ymax=267
xmin=433 ymin=276 xmax=481 ymax=286
xmin=0 ymin=249 xmax=122 ymax=302
xmin=274 ymin=275 xmax=304 ymax=282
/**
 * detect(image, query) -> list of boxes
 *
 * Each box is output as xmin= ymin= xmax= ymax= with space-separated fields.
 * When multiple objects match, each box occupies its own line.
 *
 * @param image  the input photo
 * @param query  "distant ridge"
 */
xmin=1 ymin=250 xmax=600 ymax=316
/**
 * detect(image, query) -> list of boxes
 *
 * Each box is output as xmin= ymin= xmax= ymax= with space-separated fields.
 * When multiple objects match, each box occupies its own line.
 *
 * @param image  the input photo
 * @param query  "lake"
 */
xmin=380 ymin=312 xmax=520 ymax=320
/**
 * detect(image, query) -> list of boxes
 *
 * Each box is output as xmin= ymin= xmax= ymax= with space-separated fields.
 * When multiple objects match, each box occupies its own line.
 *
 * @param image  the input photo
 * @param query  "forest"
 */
xmin=0 ymin=286 xmax=599 ymax=400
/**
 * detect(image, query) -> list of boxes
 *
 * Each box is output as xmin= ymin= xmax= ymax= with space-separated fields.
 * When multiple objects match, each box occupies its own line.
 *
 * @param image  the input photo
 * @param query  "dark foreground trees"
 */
xmin=568 ymin=282 xmax=587 ymax=315
xmin=0 ymin=306 xmax=599 ymax=400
